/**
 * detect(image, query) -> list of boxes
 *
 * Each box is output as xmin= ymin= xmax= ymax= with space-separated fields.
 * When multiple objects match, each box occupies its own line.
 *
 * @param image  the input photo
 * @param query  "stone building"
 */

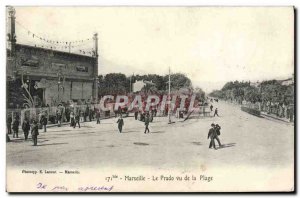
xmin=6 ymin=7 xmax=99 ymax=108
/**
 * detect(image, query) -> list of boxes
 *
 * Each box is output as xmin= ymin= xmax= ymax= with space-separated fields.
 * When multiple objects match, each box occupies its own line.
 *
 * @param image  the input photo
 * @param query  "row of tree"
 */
xmin=97 ymin=73 xmax=205 ymax=101
xmin=209 ymin=80 xmax=294 ymax=106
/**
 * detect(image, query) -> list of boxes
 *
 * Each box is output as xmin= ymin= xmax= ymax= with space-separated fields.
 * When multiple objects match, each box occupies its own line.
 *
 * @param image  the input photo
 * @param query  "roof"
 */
xmin=15 ymin=43 xmax=96 ymax=60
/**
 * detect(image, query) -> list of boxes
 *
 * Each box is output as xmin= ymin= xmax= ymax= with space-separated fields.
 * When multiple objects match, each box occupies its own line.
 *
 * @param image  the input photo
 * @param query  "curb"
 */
xmin=261 ymin=112 xmax=293 ymax=125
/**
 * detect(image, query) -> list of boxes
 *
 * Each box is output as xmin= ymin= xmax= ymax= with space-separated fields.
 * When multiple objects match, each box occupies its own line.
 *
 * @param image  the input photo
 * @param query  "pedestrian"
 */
xmin=179 ymin=111 xmax=184 ymax=119
xmin=85 ymin=106 xmax=89 ymax=122
xmin=57 ymin=110 xmax=62 ymax=127
xmin=96 ymin=110 xmax=100 ymax=124
xmin=80 ymin=110 xmax=84 ymax=123
xmin=207 ymin=123 xmax=217 ymax=150
xmin=149 ymin=111 xmax=154 ymax=122
xmin=70 ymin=111 xmax=75 ymax=127
xmin=89 ymin=109 xmax=93 ymax=122
xmin=65 ymin=108 xmax=70 ymax=122
xmin=12 ymin=116 xmax=20 ymax=138
xmin=116 ymin=115 xmax=124 ymax=133
xmin=74 ymin=112 xmax=81 ymax=128
xmin=144 ymin=114 xmax=150 ymax=134
xmin=210 ymin=104 xmax=213 ymax=111
xmin=7 ymin=115 xmax=12 ymax=134
xmin=214 ymin=124 xmax=222 ymax=147
xmin=134 ymin=111 xmax=138 ymax=120
xmin=31 ymin=120 xmax=39 ymax=146
xmin=22 ymin=117 xmax=30 ymax=140
xmin=41 ymin=114 xmax=47 ymax=132
xmin=214 ymin=108 xmax=219 ymax=117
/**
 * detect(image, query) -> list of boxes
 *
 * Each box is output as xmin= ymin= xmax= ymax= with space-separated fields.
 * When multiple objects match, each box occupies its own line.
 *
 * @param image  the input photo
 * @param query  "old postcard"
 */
xmin=6 ymin=6 xmax=294 ymax=192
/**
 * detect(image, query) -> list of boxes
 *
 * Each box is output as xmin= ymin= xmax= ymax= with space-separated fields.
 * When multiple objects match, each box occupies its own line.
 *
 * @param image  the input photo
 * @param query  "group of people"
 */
xmin=207 ymin=123 xmax=222 ymax=150
xmin=210 ymin=104 xmax=220 ymax=117
xmin=7 ymin=115 xmax=40 ymax=146
xmin=116 ymin=110 xmax=153 ymax=134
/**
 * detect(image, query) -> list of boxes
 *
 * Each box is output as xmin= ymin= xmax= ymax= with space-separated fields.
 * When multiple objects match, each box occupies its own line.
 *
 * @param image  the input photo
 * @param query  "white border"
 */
xmin=0 ymin=1 xmax=298 ymax=197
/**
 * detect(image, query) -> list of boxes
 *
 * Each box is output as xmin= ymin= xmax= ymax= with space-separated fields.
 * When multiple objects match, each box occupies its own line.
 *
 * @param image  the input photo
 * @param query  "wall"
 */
xmin=9 ymin=44 xmax=96 ymax=106
xmin=14 ymin=44 xmax=96 ymax=80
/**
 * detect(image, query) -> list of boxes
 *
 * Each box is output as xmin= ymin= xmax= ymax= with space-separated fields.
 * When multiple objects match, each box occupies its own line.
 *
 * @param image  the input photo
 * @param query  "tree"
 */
xmin=165 ymin=73 xmax=192 ymax=91
xmin=98 ymin=73 xmax=128 ymax=96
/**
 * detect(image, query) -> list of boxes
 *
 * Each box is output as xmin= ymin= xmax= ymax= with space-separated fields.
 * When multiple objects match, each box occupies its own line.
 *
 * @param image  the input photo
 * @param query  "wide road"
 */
xmin=7 ymin=100 xmax=294 ymax=171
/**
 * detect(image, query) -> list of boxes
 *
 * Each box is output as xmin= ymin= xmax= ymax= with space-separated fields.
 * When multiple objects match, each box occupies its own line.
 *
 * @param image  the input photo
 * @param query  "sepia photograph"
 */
xmin=5 ymin=6 xmax=295 ymax=192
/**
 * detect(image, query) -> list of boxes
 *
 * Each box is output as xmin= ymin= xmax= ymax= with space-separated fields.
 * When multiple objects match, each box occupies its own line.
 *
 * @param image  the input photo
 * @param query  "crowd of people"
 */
xmin=7 ymin=99 xmax=223 ymax=150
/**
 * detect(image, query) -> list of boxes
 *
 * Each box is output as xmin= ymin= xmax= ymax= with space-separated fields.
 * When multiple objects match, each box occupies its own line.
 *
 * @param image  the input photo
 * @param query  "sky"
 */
xmin=10 ymin=7 xmax=294 ymax=92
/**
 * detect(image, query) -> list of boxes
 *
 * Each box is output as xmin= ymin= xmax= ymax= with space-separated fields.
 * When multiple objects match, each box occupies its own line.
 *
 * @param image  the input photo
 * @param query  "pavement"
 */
xmin=261 ymin=111 xmax=293 ymax=125
xmin=7 ymin=100 xmax=294 ymax=171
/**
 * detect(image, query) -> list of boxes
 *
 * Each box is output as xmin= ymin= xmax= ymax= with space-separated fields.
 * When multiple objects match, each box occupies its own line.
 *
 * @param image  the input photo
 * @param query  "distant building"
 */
xmin=280 ymin=78 xmax=294 ymax=86
xmin=6 ymin=7 xmax=99 ymax=108
xmin=250 ymin=81 xmax=260 ymax=87
xmin=133 ymin=80 xmax=146 ymax=92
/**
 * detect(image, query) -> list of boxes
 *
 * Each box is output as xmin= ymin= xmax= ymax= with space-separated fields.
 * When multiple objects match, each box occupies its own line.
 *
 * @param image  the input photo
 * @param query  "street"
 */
xmin=7 ymin=100 xmax=294 ymax=171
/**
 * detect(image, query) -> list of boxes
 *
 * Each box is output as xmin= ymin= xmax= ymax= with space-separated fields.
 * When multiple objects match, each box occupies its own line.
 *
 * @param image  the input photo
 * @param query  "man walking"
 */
xmin=70 ymin=111 xmax=75 ymax=127
xmin=214 ymin=124 xmax=222 ymax=147
xmin=117 ymin=115 xmax=124 ymax=133
xmin=57 ymin=110 xmax=62 ymax=127
xmin=207 ymin=123 xmax=217 ymax=150
xmin=22 ymin=117 xmax=30 ymax=140
xmin=7 ymin=115 xmax=12 ymax=134
xmin=12 ymin=116 xmax=20 ymax=138
xmin=41 ymin=114 xmax=47 ymax=132
xmin=214 ymin=108 xmax=219 ymax=117
xmin=96 ymin=110 xmax=100 ymax=124
xmin=134 ymin=111 xmax=138 ymax=120
xmin=144 ymin=114 xmax=150 ymax=134
xmin=89 ymin=109 xmax=93 ymax=122
xmin=31 ymin=120 xmax=39 ymax=146
xmin=74 ymin=112 xmax=81 ymax=128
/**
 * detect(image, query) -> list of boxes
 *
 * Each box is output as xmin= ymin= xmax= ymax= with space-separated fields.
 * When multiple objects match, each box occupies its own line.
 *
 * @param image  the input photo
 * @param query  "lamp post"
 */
xmin=57 ymin=71 xmax=64 ymax=105
xmin=94 ymin=76 xmax=99 ymax=103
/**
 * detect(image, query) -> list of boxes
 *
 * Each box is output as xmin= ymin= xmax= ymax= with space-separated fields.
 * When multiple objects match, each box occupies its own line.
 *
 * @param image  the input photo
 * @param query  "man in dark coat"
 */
xmin=22 ymin=118 xmax=31 ymax=140
xmin=214 ymin=124 xmax=222 ymax=147
xmin=210 ymin=104 xmax=213 ymax=112
xmin=89 ymin=109 xmax=93 ymax=122
xmin=214 ymin=108 xmax=219 ymax=117
xmin=207 ymin=123 xmax=217 ymax=150
xmin=144 ymin=114 xmax=150 ymax=134
xmin=117 ymin=115 xmax=124 ymax=133
xmin=74 ymin=112 xmax=81 ymax=128
xmin=31 ymin=120 xmax=39 ymax=146
xmin=134 ymin=111 xmax=138 ymax=120
xmin=57 ymin=110 xmax=62 ymax=127
xmin=65 ymin=108 xmax=70 ymax=122
xmin=41 ymin=115 xmax=48 ymax=132
xmin=96 ymin=110 xmax=100 ymax=124
xmin=12 ymin=116 xmax=20 ymax=138
xmin=85 ymin=106 xmax=89 ymax=122
xmin=7 ymin=115 xmax=12 ymax=134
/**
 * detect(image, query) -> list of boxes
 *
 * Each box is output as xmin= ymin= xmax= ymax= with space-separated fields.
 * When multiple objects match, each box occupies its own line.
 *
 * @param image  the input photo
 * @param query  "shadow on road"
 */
xmin=7 ymin=139 xmax=25 ymax=143
xmin=217 ymin=143 xmax=236 ymax=149
xmin=122 ymin=130 xmax=140 ymax=133
xmin=151 ymin=131 xmax=165 ymax=133
xmin=35 ymin=142 xmax=68 ymax=146
xmin=133 ymin=142 xmax=149 ymax=146
xmin=191 ymin=142 xmax=202 ymax=146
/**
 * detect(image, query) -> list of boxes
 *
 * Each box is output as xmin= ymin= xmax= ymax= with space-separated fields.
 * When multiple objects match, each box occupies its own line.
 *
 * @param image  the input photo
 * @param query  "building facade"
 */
xmin=6 ymin=7 xmax=99 ymax=109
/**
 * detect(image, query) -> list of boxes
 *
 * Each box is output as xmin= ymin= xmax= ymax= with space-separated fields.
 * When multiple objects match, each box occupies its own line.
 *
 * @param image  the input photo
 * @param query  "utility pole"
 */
xmin=93 ymin=33 xmax=99 ymax=103
xmin=129 ymin=75 xmax=132 ymax=93
xmin=168 ymin=67 xmax=171 ymax=124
